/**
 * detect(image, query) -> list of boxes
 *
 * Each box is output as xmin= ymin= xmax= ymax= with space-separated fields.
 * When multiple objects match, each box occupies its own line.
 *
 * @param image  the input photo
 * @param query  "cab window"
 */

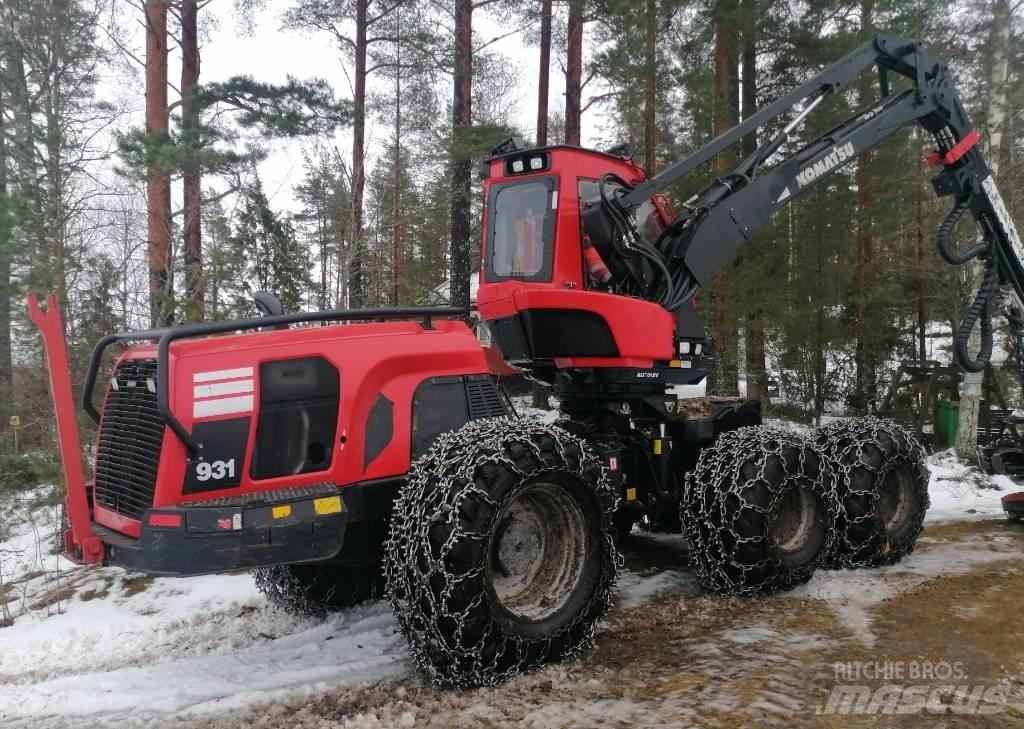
xmin=485 ymin=177 xmax=557 ymax=282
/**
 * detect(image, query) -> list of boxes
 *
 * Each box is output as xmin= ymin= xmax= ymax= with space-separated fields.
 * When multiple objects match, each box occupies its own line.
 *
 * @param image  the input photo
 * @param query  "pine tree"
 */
xmin=231 ymin=178 xmax=311 ymax=315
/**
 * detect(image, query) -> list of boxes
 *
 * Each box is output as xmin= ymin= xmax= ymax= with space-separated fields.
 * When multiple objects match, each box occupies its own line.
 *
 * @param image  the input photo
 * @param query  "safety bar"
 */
xmin=84 ymin=305 xmax=467 ymax=459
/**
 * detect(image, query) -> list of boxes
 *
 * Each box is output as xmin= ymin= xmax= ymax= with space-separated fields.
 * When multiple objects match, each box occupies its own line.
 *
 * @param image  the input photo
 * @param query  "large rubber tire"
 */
xmin=814 ymin=417 xmax=930 ymax=568
xmin=385 ymin=417 xmax=619 ymax=688
xmin=681 ymin=426 xmax=837 ymax=596
xmin=253 ymin=563 xmax=384 ymax=617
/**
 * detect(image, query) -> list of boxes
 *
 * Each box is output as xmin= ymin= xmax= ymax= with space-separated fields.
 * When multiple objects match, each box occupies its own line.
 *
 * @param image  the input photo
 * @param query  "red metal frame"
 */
xmin=29 ymin=293 xmax=493 ymax=547
xmin=26 ymin=294 xmax=104 ymax=564
xmin=92 ymin=318 xmax=488 ymax=537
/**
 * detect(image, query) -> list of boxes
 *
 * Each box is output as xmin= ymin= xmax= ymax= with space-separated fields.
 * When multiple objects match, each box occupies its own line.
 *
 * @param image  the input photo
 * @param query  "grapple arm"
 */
xmin=588 ymin=35 xmax=1024 ymax=374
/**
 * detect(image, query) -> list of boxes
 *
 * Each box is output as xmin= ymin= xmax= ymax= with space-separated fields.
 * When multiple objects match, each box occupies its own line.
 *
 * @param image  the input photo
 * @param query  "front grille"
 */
xmin=93 ymin=359 xmax=164 ymax=521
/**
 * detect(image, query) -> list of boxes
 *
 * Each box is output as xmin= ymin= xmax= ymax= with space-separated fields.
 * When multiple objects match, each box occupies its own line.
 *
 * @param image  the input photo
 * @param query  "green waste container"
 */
xmin=935 ymin=400 xmax=960 ymax=449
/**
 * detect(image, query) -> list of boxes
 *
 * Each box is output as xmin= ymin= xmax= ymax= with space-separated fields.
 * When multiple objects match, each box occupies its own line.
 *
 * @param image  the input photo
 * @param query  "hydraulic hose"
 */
xmin=954 ymin=255 xmax=998 ymax=373
xmin=934 ymin=197 xmax=999 ymax=372
xmin=936 ymin=198 xmax=990 ymax=265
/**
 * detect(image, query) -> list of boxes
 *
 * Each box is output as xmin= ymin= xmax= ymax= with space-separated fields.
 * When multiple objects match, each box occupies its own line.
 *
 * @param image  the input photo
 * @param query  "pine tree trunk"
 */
xmin=740 ymin=0 xmax=767 ymax=406
xmin=565 ymin=0 xmax=583 ymax=146
xmin=146 ymin=0 xmax=172 ymax=326
xmin=957 ymin=0 xmax=1011 ymax=460
xmin=449 ymin=0 xmax=473 ymax=309
xmin=391 ymin=38 xmax=402 ymax=306
xmin=709 ymin=0 xmax=739 ymax=397
xmin=0 ymin=82 xmax=11 ymax=428
xmin=536 ymin=0 xmax=552 ymax=146
xmin=350 ymin=0 xmax=368 ymax=309
xmin=852 ymin=0 xmax=873 ymax=413
xmin=182 ymin=0 xmax=202 ymax=321
xmin=916 ymin=188 xmax=926 ymax=361
xmin=643 ymin=0 xmax=657 ymax=173
xmin=532 ymin=0 xmax=554 ymax=410
xmin=814 ymin=213 xmax=826 ymax=424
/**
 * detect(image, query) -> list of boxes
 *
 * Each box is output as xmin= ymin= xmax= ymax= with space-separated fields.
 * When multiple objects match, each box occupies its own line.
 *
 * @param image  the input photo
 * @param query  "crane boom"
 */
xmin=584 ymin=35 xmax=1024 ymax=375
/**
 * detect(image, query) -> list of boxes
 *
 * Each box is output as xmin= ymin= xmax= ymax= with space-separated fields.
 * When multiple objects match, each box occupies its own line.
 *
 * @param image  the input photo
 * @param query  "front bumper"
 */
xmin=93 ymin=484 xmax=347 ymax=576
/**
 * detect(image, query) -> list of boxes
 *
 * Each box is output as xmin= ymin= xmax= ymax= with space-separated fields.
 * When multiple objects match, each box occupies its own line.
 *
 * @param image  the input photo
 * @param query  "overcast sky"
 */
xmin=165 ymin=2 xmax=599 ymax=214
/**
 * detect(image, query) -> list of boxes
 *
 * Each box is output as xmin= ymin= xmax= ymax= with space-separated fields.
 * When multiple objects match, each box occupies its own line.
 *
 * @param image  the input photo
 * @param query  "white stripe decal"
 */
xmin=194 ymin=379 xmax=254 ymax=399
xmin=193 ymin=395 xmax=254 ymax=418
xmin=194 ymin=367 xmax=254 ymax=384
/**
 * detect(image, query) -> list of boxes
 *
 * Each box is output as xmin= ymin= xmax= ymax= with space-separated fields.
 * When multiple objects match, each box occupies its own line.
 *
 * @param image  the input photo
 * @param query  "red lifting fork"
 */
xmin=27 ymin=293 xmax=104 ymax=565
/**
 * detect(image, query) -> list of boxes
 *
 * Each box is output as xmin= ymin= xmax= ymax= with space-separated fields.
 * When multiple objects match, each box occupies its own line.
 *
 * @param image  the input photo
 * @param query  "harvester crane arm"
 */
xmin=587 ymin=35 xmax=1024 ymax=374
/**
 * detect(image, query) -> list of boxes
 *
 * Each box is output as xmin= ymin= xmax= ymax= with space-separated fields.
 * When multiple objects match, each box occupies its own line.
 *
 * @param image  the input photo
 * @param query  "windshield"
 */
xmin=486 ymin=178 xmax=557 ymax=281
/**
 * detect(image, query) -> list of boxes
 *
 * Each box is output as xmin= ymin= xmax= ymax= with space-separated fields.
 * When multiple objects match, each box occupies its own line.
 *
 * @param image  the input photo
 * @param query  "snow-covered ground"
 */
xmin=0 ymin=433 xmax=1021 ymax=728
xmin=925 ymin=449 xmax=1016 ymax=522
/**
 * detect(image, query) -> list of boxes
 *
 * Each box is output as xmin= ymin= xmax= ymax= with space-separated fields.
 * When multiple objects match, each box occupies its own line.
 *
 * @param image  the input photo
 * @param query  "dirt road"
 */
xmin=183 ymin=518 xmax=1024 ymax=729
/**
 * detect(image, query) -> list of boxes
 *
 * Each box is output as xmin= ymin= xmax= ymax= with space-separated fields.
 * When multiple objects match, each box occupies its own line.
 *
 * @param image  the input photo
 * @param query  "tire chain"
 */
xmin=681 ymin=425 xmax=840 ymax=596
xmin=253 ymin=563 xmax=385 ymax=617
xmin=813 ymin=416 xmax=930 ymax=568
xmin=384 ymin=417 xmax=620 ymax=688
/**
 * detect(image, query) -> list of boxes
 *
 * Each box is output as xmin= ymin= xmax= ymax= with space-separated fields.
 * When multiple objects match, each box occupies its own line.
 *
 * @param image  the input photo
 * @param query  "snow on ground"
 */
xmin=925 ymin=449 xmax=1017 ymax=521
xmin=789 ymin=534 xmax=1021 ymax=645
xmin=1 ymin=418 xmax=1022 ymax=727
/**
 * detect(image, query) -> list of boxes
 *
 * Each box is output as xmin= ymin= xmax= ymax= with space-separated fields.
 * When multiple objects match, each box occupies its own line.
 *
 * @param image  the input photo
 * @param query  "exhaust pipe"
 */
xmin=27 ymin=294 xmax=104 ymax=564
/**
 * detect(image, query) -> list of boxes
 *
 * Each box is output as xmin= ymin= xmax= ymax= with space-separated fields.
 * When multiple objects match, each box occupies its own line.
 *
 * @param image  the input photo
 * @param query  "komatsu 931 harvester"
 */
xmin=31 ymin=37 xmax=1024 ymax=686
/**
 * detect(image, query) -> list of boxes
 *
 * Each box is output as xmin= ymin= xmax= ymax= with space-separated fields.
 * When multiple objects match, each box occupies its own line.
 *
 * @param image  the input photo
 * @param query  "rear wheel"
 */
xmin=680 ymin=426 xmax=836 ymax=595
xmin=814 ymin=417 xmax=929 ymax=568
xmin=253 ymin=563 xmax=384 ymax=617
xmin=385 ymin=418 xmax=618 ymax=687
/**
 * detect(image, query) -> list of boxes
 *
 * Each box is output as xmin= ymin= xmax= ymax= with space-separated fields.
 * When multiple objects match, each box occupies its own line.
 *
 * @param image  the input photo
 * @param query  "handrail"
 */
xmin=84 ymin=306 xmax=468 ymax=458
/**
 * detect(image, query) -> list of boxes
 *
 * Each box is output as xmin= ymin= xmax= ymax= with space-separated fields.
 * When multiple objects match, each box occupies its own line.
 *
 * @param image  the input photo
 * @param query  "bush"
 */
xmin=0 ymin=453 xmax=62 ymax=495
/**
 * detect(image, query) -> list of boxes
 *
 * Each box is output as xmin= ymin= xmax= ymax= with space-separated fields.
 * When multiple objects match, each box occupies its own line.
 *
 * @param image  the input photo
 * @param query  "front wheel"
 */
xmin=384 ymin=418 xmax=618 ymax=687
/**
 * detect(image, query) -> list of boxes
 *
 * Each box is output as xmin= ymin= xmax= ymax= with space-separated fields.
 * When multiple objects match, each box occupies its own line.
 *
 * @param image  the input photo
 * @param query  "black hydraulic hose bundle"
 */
xmin=599 ymin=173 xmax=676 ymax=308
xmin=936 ymin=197 xmax=999 ymax=372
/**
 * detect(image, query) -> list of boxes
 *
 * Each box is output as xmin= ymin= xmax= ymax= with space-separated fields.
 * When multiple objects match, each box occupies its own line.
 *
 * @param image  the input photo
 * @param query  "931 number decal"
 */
xmin=196 ymin=459 xmax=236 ymax=482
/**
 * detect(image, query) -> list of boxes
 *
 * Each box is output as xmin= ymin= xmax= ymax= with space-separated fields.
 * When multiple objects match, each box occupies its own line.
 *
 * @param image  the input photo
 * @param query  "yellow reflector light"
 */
xmin=626 ymin=487 xmax=637 ymax=502
xmin=653 ymin=439 xmax=663 ymax=455
xmin=272 ymin=504 xmax=292 ymax=519
xmin=314 ymin=496 xmax=343 ymax=515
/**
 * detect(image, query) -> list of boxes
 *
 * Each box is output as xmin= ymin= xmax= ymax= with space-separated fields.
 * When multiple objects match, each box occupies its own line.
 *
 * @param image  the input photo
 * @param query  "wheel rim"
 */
xmin=770 ymin=486 xmax=822 ymax=565
xmin=488 ymin=481 xmax=589 ymax=623
xmin=878 ymin=466 xmax=914 ymax=534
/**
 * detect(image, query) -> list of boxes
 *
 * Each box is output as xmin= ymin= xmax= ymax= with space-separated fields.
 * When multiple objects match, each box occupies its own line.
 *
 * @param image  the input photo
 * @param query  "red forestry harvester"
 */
xmin=31 ymin=37 xmax=1024 ymax=687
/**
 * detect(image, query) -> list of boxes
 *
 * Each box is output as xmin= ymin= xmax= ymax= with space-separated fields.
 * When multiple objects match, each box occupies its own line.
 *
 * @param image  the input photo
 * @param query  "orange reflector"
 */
xmin=626 ymin=488 xmax=638 ymax=502
xmin=272 ymin=505 xmax=292 ymax=519
xmin=148 ymin=513 xmax=182 ymax=528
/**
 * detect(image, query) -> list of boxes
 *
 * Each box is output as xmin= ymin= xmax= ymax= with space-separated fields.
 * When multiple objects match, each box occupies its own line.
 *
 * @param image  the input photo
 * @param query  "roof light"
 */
xmin=679 ymin=341 xmax=691 ymax=355
xmin=512 ymin=159 xmax=525 ymax=173
xmin=530 ymin=156 xmax=544 ymax=170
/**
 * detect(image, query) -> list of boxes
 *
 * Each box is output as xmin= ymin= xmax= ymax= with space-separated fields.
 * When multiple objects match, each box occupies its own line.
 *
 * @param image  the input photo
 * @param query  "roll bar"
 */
xmin=83 ymin=306 xmax=467 ymax=458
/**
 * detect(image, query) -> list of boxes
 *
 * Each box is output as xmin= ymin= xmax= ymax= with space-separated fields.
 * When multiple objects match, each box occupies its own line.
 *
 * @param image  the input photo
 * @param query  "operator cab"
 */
xmin=476 ymin=139 xmax=709 ymax=388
